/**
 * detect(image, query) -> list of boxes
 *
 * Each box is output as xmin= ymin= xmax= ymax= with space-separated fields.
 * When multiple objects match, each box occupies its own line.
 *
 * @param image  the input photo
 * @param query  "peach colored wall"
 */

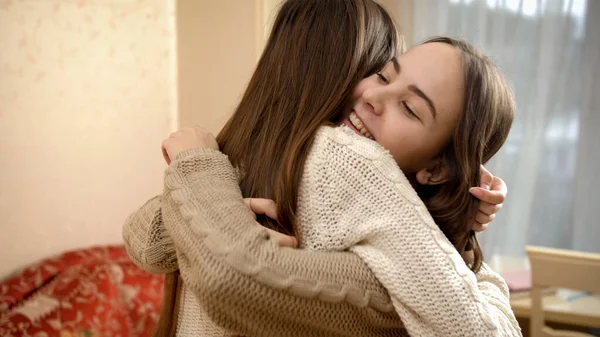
xmin=377 ymin=0 xmax=413 ymax=47
xmin=177 ymin=0 xmax=260 ymax=132
xmin=255 ymin=0 xmax=283 ymax=56
xmin=0 ymin=0 xmax=177 ymax=279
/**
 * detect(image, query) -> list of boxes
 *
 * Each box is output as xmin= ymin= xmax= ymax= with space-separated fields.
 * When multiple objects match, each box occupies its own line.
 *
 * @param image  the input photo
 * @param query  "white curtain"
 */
xmin=399 ymin=0 xmax=600 ymax=259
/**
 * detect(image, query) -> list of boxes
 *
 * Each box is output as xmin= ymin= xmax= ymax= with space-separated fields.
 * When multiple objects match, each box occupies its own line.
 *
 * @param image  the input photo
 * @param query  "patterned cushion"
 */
xmin=0 ymin=245 xmax=164 ymax=337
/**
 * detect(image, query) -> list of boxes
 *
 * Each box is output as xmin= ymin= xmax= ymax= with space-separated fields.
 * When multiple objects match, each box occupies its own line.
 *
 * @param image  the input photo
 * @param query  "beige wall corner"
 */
xmin=177 ymin=0 xmax=262 ymax=134
xmin=255 ymin=0 xmax=283 ymax=59
xmin=377 ymin=0 xmax=414 ymax=48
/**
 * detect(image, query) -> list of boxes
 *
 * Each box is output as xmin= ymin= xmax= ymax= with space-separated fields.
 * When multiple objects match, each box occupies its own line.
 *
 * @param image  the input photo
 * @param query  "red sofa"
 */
xmin=0 ymin=245 xmax=164 ymax=337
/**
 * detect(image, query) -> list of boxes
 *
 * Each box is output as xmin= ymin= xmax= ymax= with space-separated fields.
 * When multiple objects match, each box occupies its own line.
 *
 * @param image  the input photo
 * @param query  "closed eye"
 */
xmin=402 ymin=102 xmax=420 ymax=121
xmin=376 ymin=72 xmax=389 ymax=84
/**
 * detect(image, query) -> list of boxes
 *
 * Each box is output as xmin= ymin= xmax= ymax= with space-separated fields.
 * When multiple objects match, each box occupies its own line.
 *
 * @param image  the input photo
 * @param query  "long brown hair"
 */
xmin=417 ymin=37 xmax=515 ymax=273
xmin=217 ymin=0 xmax=400 ymax=236
xmin=155 ymin=1 xmax=401 ymax=335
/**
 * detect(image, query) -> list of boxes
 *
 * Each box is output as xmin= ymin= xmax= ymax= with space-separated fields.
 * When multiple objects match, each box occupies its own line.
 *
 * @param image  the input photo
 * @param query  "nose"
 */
xmin=362 ymin=87 xmax=384 ymax=116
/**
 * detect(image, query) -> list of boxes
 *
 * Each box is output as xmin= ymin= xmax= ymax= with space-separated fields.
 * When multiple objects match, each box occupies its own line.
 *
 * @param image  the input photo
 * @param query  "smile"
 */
xmin=345 ymin=111 xmax=374 ymax=140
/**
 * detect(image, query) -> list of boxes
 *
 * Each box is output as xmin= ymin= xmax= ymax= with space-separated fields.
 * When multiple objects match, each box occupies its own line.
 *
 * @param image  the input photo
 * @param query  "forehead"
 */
xmin=398 ymin=43 xmax=465 ymax=121
xmin=400 ymin=42 xmax=462 ymax=74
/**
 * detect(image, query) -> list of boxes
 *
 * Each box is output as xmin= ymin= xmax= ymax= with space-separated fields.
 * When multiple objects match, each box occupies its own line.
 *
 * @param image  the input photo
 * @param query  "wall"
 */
xmin=0 ymin=0 xmax=177 ymax=279
xmin=378 ymin=0 xmax=413 ymax=48
xmin=177 ymin=0 xmax=259 ymax=132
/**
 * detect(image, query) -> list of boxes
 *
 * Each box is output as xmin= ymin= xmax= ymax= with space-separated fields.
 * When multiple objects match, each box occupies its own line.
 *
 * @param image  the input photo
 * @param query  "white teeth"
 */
xmin=349 ymin=112 xmax=374 ymax=140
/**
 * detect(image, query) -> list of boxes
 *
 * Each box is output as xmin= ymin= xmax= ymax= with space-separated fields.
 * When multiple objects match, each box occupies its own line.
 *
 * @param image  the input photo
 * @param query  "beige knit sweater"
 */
xmin=123 ymin=126 xmax=521 ymax=337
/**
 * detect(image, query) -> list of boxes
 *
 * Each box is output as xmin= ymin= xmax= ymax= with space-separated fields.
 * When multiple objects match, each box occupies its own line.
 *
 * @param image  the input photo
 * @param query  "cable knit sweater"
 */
xmin=123 ymin=126 xmax=521 ymax=337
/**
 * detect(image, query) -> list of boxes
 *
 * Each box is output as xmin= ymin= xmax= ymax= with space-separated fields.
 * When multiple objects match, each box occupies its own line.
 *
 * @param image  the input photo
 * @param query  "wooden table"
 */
xmin=510 ymin=288 xmax=600 ymax=328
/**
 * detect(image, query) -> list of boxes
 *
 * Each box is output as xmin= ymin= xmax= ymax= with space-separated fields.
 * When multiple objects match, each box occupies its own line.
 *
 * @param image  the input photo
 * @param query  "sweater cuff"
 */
xmin=173 ymin=147 xmax=226 ymax=162
xmin=166 ymin=147 xmax=238 ymax=188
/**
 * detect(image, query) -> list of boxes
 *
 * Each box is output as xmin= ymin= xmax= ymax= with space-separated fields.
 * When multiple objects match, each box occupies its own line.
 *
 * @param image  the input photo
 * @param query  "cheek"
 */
xmin=384 ymin=125 xmax=433 ymax=171
xmin=412 ymin=129 xmax=452 ymax=167
xmin=433 ymin=120 xmax=458 ymax=152
xmin=381 ymin=130 xmax=413 ymax=166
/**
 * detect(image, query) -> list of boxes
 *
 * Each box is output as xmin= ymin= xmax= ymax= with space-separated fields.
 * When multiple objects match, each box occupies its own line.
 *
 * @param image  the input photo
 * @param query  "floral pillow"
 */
xmin=0 ymin=245 xmax=164 ymax=337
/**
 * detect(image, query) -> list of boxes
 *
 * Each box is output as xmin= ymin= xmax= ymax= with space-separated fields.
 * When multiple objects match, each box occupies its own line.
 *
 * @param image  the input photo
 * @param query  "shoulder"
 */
xmin=314 ymin=126 xmax=393 ymax=162
xmin=310 ymin=126 xmax=408 ymax=186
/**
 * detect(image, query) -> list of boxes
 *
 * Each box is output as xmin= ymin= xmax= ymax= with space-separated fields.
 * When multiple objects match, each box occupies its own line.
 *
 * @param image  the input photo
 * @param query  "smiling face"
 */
xmin=342 ymin=42 xmax=466 ymax=176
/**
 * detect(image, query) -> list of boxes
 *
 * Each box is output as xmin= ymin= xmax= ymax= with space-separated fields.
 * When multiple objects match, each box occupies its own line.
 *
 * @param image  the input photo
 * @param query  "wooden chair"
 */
xmin=526 ymin=246 xmax=600 ymax=337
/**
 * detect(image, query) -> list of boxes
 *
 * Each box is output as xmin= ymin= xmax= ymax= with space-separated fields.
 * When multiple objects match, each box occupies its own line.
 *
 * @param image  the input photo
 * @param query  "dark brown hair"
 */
xmin=155 ymin=1 xmax=400 ymax=335
xmin=417 ymin=37 xmax=515 ymax=273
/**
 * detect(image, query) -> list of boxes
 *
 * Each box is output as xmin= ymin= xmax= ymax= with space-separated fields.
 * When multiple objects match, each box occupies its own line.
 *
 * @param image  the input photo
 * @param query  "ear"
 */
xmin=415 ymin=160 xmax=449 ymax=186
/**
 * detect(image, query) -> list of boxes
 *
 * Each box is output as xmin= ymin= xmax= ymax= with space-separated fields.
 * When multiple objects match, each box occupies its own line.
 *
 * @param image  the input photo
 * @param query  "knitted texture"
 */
xmin=160 ymin=147 xmax=406 ymax=336
xmin=297 ymin=126 xmax=522 ymax=336
xmin=123 ymin=126 xmax=521 ymax=337
xmin=176 ymin=287 xmax=228 ymax=336
xmin=123 ymin=196 xmax=178 ymax=274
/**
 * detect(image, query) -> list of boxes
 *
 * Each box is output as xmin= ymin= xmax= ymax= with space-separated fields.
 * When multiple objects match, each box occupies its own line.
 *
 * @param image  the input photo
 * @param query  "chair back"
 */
xmin=526 ymin=246 xmax=600 ymax=337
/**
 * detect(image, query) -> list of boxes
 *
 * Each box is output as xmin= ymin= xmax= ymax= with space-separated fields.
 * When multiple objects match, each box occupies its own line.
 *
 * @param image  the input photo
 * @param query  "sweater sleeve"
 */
xmin=122 ymin=195 xmax=179 ymax=274
xmin=161 ymin=148 xmax=407 ymax=337
xmin=303 ymin=129 xmax=522 ymax=337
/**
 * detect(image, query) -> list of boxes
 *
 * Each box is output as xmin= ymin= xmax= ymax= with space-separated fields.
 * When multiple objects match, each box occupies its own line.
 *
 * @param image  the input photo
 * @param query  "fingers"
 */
xmin=473 ymin=199 xmax=502 ymax=233
xmin=472 ymin=167 xmax=507 ymax=233
xmin=192 ymin=126 xmax=219 ymax=150
xmin=243 ymin=198 xmax=278 ymax=221
xmin=469 ymin=186 xmax=505 ymax=205
xmin=474 ymin=166 xmax=507 ymax=204
xmin=243 ymin=198 xmax=297 ymax=248
xmin=161 ymin=142 xmax=171 ymax=164
xmin=474 ymin=210 xmax=495 ymax=229
xmin=266 ymin=229 xmax=298 ymax=248
xmin=472 ymin=221 xmax=489 ymax=233
xmin=479 ymin=165 xmax=493 ymax=190
xmin=478 ymin=201 xmax=502 ymax=216
xmin=491 ymin=176 xmax=508 ymax=196
xmin=161 ymin=138 xmax=181 ymax=164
